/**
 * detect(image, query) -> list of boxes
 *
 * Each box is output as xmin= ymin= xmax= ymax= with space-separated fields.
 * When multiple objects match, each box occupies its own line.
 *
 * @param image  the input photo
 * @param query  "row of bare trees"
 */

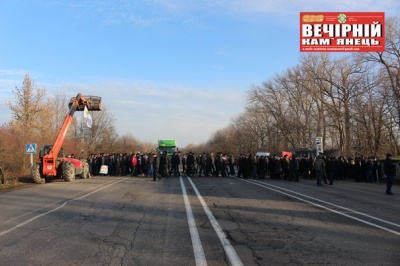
xmin=201 ymin=17 xmax=400 ymax=158
xmin=0 ymin=75 xmax=154 ymax=177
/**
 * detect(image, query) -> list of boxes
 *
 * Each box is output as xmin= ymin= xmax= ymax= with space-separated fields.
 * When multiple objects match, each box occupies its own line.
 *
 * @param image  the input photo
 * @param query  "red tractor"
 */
xmin=32 ymin=93 xmax=102 ymax=184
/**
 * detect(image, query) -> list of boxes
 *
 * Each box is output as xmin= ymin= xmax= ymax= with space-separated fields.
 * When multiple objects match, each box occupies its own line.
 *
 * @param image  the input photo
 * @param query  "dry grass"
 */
xmin=0 ymin=175 xmax=35 ymax=193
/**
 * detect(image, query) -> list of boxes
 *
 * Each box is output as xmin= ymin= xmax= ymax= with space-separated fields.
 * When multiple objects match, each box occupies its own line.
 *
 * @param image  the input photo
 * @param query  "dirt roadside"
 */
xmin=0 ymin=176 xmax=36 ymax=193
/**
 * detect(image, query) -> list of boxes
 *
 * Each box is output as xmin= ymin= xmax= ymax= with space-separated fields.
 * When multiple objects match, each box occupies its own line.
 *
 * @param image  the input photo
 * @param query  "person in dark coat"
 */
xmin=289 ymin=155 xmax=299 ymax=182
xmin=159 ymin=152 xmax=167 ymax=177
xmin=153 ymin=153 xmax=161 ymax=181
xmin=171 ymin=152 xmax=180 ymax=177
xmin=326 ymin=156 xmax=337 ymax=185
xmin=186 ymin=152 xmax=195 ymax=177
xmin=299 ymin=155 xmax=309 ymax=179
xmin=228 ymin=155 xmax=235 ymax=176
xmin=372 ymin=157 xmax=380 ymax=182
xmin=364 ymin=156 xmax=374 ymax=183
xmin=314 ymin=155 xmax=326 ymax=186
xmin=271 ymin=155 xmax=281 ymax=179
xmin=384 ymin=153 xmax=396 ymax=195
xmin=281 ymin=155 xmax=290 ymax=180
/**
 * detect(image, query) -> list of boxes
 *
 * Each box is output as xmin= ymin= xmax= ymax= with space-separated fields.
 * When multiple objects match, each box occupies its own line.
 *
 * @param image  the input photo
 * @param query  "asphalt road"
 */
xmin=0 ymin=175 xmax=399 ymax=265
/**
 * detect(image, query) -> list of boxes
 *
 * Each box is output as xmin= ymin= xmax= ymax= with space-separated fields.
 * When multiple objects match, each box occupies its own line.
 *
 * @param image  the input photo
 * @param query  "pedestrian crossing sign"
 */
xmin=26 ymin=143 xmax=37 ymax=154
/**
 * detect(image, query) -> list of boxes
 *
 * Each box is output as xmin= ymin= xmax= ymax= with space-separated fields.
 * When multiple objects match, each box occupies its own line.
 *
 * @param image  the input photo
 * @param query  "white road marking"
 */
xmin=239 ymin=178 xmax=400 ymax=236
xmin=1 ymin=180 xmax=119 ymax=226
xmin=187 ymin=177 xmax=244 ymax=266
xmin=180 ymin=177 xmax=208 ymax=266
xmin=0 ymin=177 xmax=129 ymax=237
xmin=252 ymin=179 xmax=400 ymax=229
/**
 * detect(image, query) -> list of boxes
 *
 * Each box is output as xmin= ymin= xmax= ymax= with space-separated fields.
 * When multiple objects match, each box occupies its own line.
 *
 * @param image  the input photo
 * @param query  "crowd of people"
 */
xmin=85 ymin=151 xmax=396 ymax=194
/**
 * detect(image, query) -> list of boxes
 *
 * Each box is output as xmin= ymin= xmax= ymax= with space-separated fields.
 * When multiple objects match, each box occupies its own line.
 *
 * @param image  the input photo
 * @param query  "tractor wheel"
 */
xmin=80 ymin=162 xmax=89 ymax=179
xmin=62 ymin=161 xmax=75 ymax=182
xmin=32 ymin=164 xmax=45 ymax=184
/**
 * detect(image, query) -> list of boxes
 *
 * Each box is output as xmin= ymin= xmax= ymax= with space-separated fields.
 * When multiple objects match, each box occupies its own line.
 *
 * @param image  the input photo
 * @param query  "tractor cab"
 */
xmin=39 ymin=145 xmax=64 ymax=159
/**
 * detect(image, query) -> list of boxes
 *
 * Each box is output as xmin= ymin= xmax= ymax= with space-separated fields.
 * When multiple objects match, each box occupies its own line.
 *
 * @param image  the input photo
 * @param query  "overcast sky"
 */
xmin=0 ymin=0 xmax=398 ymax=147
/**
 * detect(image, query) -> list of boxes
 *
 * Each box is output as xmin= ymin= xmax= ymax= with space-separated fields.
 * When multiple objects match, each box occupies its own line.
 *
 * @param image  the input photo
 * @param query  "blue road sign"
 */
xmin=26 ymin=143 xmax=37 ymax=154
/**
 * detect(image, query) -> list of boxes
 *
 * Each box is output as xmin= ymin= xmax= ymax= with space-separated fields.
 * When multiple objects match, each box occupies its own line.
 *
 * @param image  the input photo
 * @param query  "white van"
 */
xmin=256 ymin=152 xmax=270 ymax=157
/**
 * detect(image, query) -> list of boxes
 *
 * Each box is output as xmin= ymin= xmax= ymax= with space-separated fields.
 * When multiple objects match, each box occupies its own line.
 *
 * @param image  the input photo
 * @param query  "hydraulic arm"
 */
xmin=41 ymin=93 xmax=102 ymax=176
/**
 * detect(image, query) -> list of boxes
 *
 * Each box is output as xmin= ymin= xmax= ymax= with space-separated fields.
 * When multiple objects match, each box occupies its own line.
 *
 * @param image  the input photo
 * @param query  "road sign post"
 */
xmin=26 ymin=143 xmax=37 ymax=178
xmin=315 ymin=137 xmax=323 ymax=156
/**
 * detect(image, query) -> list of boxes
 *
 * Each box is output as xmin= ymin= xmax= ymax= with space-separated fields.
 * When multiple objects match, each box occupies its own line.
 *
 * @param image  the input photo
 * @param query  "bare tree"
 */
xmin=0 ymin=125 xmax=21 ymax=176
xmin=114 ymin=133 xmax=141 ymax=153
xmin=49 ymin=92 xmax=70 ymax=134
xmin=299 ymin=53 xmax=331 ymax=147
xmin=6 ymin=74 xmax=50 ymax=173
xmin=278 ymin=68 xmax=318 ymax=148
xmin=248 ymin=72 xmax=315 ymax=151
xmin=354 ymin=16 xmax=400 ymax=126
xmin=232 ymin=107 xmax=276 ymax=152
xmin=82 ymin=106 xmax=118 ymax=154
xmin=7 ymin=74 xmax=49 ymax=137
xmin=299 ymin=53 xmax=369 ymax=155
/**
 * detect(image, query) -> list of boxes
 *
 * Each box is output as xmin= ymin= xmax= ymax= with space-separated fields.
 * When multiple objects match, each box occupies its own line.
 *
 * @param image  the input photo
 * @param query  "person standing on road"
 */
xmin=198 ymin=153 xmax=206 ymax=177
xmin=214 ymin=152 xmax=222 ymax=177
xmin=364 ymin=156 xmax=374 ymax=183
xmin=228 ymin=154 xmax=235 ymax=176
xmin=326 ymin=156 xmax=337 ymax=185
xmin=373 ymin=157 xmax=380 ymax=182
xmin=153 ymin=153 xmax=161 ymax=181
xmin=299 ymin=155 xmax=309 ymax=179
xmin=171 ymin=152 xmax=181 ymax=177
xmin=147 ymin=153 xmax=154 ymax=177
xmin=159 ymin=151 xmax=169 ymax=177
xmin=181 ymin=153 xmax=187 ymax=174
xmin=314 ymin=155 xmax=326 ymax=186
xmin=205 ymin=153 xmax=212 ymax=177
xmin=281 ymin=155 xmax=290 ymax=180
xmin=115 ymin=153 xmax=122 ymax=176
xmin=130 ymin=153 xmax=137 ymax=177
xmin=289 ymin=155 xmax=299 ymax=182
xmin=384 ymin=153 xmax=396 ymax=195
xmin=221 ymin=154 xmax=228 ymax=177
xmin=186 ymin=152 xmax=195 ymax=177
xmin=210 ymin=152 xmax=216 ymax=176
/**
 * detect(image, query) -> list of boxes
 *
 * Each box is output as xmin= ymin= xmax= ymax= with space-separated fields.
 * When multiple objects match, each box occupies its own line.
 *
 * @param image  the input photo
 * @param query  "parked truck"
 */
xmin=157 ymin=139 xmax=178 ymax=156
xmin=32 ymin=93 xmax=102 ymax=184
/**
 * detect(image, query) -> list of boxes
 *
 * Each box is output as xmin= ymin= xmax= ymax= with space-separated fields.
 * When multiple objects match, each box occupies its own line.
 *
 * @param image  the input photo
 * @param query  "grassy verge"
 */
xmin=0 ymin=176 xmax=35 ymax=193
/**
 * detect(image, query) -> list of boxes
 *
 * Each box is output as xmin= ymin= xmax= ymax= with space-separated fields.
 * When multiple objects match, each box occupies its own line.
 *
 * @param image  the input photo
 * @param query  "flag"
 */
xmin=83 ymin=105 xmax=93 ymax=128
